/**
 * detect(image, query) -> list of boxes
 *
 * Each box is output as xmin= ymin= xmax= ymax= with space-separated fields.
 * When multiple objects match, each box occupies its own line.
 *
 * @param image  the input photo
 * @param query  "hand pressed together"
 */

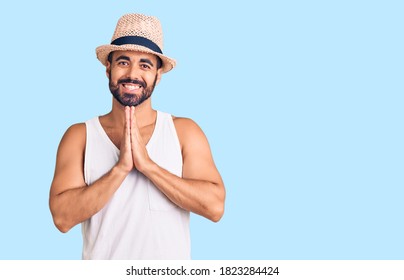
xmin=117 ymin=106 xmax=152 ymax=174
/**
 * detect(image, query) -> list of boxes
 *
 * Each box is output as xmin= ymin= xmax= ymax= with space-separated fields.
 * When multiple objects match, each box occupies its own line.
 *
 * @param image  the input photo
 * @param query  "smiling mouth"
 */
xmin=122 ymin=83 xmax=142 ymax=90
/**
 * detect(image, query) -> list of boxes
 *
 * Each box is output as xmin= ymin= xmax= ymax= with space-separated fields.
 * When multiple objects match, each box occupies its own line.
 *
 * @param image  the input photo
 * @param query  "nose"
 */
xmin=126 ymin=64 xmax=142 ymax=80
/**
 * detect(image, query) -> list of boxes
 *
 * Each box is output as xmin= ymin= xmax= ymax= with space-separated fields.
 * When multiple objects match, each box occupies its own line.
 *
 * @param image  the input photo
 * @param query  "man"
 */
xmin=49 ymin=14 xmax=225 ymax=260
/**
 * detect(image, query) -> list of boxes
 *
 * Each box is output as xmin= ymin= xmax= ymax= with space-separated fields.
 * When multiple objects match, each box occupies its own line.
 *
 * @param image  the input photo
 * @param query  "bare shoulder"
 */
xmin=173 ymin=117 xmax=210 ymax=155
xmin=55 ymin=122 xmax=87 ymax=165
xmin=173 ymin=117 xmax=207 ymax=146
xmin=173 ymin=116 xmax=202 ymax=132
xmin=64 ymin=122 xmax=86 ymax=137
xmin=59 ymin=123 xmax=86 ymax=149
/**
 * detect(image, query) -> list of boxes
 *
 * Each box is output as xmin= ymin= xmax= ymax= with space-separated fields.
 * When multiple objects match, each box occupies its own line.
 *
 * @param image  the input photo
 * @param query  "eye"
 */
xmin=141 ymin=64 xmax=151 ymax=70
xmin=117 ymin=61 xmax=129 ymax=66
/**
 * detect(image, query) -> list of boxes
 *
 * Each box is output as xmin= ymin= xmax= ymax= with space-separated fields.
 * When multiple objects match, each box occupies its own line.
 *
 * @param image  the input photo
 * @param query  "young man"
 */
xmin=49 ymin=14 xmax=225 ymax=259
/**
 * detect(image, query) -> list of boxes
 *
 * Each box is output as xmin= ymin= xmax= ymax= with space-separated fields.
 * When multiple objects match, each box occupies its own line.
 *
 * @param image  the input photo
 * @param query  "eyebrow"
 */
xmin=115 ymin=55 xmax=131 ymax=62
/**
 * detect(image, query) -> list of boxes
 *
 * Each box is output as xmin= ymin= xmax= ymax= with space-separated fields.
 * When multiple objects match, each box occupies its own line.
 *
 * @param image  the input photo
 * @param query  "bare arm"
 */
xmin=49 ymin=110 xmax=133 ymax=233
xmin=130 ymin=110 xmax=226 ymax=222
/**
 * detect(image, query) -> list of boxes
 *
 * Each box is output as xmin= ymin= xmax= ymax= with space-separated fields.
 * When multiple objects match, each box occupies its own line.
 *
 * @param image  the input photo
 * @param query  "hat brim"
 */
xmin=96 ymin=44 xmax=176 ymax=73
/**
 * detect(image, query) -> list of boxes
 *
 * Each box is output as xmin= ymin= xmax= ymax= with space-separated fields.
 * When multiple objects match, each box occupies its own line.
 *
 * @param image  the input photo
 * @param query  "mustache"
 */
xmin=117 ymin=78 xmax=146 ymax=88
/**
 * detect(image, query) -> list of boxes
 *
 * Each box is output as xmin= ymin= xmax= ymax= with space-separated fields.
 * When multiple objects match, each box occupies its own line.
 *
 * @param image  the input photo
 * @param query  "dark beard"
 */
xmin=109 ymin=75 xmax=157 ymax=107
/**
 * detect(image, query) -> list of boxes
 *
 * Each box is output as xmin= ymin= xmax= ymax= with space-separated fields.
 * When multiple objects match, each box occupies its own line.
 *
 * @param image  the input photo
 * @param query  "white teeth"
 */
xmin=124 ymin=84 xmax=141 ymax=90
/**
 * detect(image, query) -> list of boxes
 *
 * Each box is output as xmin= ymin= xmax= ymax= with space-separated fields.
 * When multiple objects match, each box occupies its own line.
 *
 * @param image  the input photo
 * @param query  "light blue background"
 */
xmin=0 ymin=0 xmax=402 ymax=260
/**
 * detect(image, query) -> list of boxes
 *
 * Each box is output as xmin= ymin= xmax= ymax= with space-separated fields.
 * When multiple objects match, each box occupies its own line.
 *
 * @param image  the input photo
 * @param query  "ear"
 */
xmin=106 ymin=61 xmax=111 ymax=79
xmin=155 ymin=68 xmax=163 ymax=85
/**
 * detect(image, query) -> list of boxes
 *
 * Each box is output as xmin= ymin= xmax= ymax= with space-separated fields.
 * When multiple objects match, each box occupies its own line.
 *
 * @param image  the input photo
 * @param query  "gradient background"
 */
xmin=0 ymin=0 xmax=403 ymax=259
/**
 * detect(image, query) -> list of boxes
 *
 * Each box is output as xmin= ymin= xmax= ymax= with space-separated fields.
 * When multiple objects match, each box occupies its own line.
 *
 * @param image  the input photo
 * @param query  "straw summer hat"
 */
xmin=96 ymin=14 xmax=176 ymax=73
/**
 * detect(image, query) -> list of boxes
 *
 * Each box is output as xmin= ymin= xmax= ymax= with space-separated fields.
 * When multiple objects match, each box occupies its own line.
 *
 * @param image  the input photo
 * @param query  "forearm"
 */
xmin=142 ymin=162 xmax=225 ymax=222
xmin=50 ymin=165 xmax=129 ymax=233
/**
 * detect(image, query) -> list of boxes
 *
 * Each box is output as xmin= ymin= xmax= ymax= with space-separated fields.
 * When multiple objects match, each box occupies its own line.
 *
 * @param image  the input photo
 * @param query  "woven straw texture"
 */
xmin=96 ymin=14 xmax=176 ymax=73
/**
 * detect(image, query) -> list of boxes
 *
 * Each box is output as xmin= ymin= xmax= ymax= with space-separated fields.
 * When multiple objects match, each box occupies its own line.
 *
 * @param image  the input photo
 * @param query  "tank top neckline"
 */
xmin=94 ymin=110 xmax=161 ymax=153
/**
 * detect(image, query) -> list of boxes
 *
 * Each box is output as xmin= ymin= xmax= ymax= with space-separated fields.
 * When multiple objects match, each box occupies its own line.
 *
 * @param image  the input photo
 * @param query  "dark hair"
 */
xmin=107 ymin=52 xmax=114 ymax=63
xmin=107 ymin=51 xmax=162 ymax=69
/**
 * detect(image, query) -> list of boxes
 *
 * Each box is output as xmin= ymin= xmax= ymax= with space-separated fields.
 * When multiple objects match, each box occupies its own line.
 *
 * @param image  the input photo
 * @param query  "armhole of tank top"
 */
xmin=168 ymin=114 xmax=183 ymax=166
xmin=83 ymin=119 xmax=90 ymax=185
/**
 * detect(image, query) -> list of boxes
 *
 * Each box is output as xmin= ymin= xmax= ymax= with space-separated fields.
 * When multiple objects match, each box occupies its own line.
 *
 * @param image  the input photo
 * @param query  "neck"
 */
xmin=108 ymin=98 xmax=156 ymax=128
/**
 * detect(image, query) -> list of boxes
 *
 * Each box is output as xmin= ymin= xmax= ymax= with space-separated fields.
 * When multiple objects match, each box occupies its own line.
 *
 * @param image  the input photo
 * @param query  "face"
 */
xmin=107 ymin=50 xmax=162 ymax=107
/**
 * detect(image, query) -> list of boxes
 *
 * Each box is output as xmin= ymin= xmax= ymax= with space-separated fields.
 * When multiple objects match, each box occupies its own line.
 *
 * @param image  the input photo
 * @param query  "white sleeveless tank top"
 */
xmin=82 ymin=111 xmax=190 ymax=259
